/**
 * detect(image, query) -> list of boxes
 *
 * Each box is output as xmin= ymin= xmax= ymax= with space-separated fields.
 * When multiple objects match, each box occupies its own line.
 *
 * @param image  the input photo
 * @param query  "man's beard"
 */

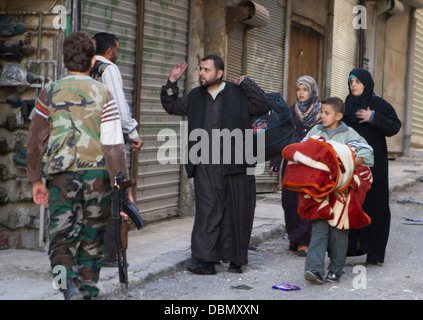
xmin=199 ymin=76 xmax=222 ymax=88
xmin=110 ymin=55 xmax=117 ymax=64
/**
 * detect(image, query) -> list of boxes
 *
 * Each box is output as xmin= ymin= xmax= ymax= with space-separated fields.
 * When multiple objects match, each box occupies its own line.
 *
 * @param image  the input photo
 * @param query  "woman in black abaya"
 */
xmin=344 ymin=68 xmax=401 ymax=264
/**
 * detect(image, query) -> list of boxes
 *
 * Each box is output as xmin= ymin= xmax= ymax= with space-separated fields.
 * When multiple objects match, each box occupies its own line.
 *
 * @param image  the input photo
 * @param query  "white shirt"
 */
xmin=208 ymin=82 xmax=226 ymax=100
xmin=95 ymin=55 xmax=140 ymax=140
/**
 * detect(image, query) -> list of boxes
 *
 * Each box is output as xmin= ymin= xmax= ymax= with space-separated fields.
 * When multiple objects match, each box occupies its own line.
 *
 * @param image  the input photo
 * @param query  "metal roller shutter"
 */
xmin=244 ymin=0 xmax=286 ymax=93
xmin=242 ymin=0 xmax=286 ymax=192
xmin=412 ymin=9 xmax=423 ymax=147
xmin=82 ymin=0 xmax=137 ymax=110
xmin=138 ymin=0 xmax=189 ymax=221
xmin=374 ymin=13 xmax=387 ymax=97
xmin=226 ymin=22 xmax=246 ymax=82
xmin=81 ymin=1 xmax=140 ymax=210
xmin=384 ymin=12 xmax=408 ymax=153
xmin=330 ymin=0 xmax=358 ymax=98
xmin=291 ymin=0 xmax=327 ymax=27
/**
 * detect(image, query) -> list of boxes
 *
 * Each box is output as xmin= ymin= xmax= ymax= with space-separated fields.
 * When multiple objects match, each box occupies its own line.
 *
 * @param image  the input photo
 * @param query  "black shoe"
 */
xmin=187 ymin=262 xmax=216 ymax=275
xmin=289 ymin=242 xmax=297 ymax=252
xmin=228 ymin=262 xmax=242 ymax=274
xmin=325 ymin=271 xmax=341 ymax=282
xmin=304 ymin=270 xmax=324 ymax=284
xmin=61 ymin=279 xmax=84 ymax=300
xmin=297 ymin=250 xmax=307 ymax=257
xmin=366 ymin=257 xmax=383 ymax=266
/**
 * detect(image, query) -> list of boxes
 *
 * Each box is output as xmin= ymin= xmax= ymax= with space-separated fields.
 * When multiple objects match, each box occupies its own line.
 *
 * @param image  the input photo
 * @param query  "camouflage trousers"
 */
xmin=47 ymin=169 xmax=111 ymax=297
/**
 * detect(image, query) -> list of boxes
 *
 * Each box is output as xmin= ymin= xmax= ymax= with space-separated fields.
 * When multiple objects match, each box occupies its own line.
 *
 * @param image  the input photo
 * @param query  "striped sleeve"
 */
xmin=34 ymin=89 xmax=50 ymax=119
xmin=100 ymin=91 xmax=125 ymax=146
xmin=27 ymin=88 xmax=50 ymax=181
xmin=102 ymin=64 xmax=140 ymax=139
xmin=346 ymin=130 xmax=374 ymax=167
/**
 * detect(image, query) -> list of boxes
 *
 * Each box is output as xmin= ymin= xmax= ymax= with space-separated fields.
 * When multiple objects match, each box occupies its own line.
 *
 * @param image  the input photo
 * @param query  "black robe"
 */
xmin=344 ymin=68 xmax=401 ymax=263
xmin=161 ymin=78 xmax=269 ymax=266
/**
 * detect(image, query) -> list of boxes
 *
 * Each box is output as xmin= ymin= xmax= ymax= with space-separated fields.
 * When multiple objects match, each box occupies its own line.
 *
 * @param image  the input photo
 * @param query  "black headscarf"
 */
xmin=344 ymin=68 xmax=375 ymax=124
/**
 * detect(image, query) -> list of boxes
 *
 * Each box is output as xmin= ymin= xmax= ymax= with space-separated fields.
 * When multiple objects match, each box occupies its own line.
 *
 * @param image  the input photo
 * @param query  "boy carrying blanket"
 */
xmin=282 ymin=97 xmax=374 ymax=284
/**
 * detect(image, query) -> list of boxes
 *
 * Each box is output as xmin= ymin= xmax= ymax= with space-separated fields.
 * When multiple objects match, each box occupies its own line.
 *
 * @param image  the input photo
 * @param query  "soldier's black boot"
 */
xmin=61 ymin=278 xmax=84 ymax=300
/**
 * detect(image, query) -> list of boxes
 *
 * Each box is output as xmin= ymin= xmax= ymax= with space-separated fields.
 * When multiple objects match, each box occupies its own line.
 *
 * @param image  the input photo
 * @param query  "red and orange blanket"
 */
xmin=282 ymin=136 xmax=372 ymax=230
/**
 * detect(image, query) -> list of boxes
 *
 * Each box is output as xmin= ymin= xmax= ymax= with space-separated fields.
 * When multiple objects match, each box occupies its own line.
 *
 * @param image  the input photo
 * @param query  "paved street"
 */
xmin=109 ymin=179 xmax=423 ymax=301
xmin=1 ymin=153 xmax=422 ymax=304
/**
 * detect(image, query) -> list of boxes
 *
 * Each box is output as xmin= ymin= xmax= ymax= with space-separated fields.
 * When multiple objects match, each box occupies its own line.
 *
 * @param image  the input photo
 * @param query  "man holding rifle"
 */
xmin=90 ymin=32 xmax=143 ymax=267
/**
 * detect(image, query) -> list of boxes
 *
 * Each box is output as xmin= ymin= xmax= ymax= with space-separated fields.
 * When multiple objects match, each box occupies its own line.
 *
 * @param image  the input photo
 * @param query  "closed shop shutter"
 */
xmin=374 ymin=13 xmax=387 ymax=97
xmin=82 ymin=0 xmax=189 ymax=221
xmin=384 ymin=12 xmax=408 ymax=153
xmin=244 ymin=0 xmax=286 ymax=93
xmin=291 ymin=0 xmax=327 ymax=27
xmin=412 ymin=9 xmax=423 ymax=147
xmin=82 ymin=0 xmax=137 ymax=114
xmin=137 ymin=0 xmax=189 ymax=221
xmin=330 ymin=0 xmax=358 ymax=98
xmin=242 ymin=0 xmax=286 ymax=192
xmin=226 ymin=22 xmax=246 ymax=82
xmin=81 ymin=1 xmax=140 ymax=209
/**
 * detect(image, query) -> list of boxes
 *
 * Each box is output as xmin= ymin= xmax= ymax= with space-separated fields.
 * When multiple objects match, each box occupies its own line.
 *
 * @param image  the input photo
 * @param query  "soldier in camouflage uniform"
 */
xmin=26 ymin=31 xmax=129 ymax=300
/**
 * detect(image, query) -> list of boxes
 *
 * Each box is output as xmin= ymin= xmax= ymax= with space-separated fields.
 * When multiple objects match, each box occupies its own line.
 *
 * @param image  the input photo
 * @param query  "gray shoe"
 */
xmin=304 ymin=270 xmax=324 ymax=284
xmin=61 ymin=279 xmax=84 ymax=300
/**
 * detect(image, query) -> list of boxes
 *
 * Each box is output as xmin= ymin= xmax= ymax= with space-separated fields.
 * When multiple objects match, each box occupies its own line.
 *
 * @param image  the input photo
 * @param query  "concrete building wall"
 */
xmin=0 ymin=0 xmax=66 ymax=249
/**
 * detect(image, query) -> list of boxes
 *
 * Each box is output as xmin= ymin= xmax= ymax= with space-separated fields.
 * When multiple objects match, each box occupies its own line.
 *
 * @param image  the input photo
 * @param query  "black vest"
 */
xmin=185 ymin=82 xmax=253 ymax=178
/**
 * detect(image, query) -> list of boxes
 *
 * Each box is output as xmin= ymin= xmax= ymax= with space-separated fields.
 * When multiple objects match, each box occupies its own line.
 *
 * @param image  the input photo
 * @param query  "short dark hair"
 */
xmin=93 ymin=32 xmax=118 ymax=55
xmin=202 ymin=54 xmax=224 ymax=72
xmin=63 ymin=31 xmax=95 ymax=72
xmin=322 ymin=97 xmax=345 ymax=115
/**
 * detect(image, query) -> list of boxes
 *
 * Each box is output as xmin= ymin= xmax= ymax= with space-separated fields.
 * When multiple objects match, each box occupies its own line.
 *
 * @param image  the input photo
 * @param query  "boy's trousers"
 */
xmin=47 ymin=169 xmax=111 ymax=297
xmin=305 ymin=219 xmax=349 ymax=277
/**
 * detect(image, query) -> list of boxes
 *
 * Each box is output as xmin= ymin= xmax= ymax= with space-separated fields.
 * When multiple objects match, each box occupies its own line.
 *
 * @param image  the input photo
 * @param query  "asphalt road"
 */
xmin=108 ymin=180 xmax=423 ymax=304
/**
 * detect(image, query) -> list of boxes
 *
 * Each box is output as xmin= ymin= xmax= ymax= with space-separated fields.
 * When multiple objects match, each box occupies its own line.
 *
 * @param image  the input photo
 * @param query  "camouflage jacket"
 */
xmin=26 ymin=74 xmax=128 ymax=182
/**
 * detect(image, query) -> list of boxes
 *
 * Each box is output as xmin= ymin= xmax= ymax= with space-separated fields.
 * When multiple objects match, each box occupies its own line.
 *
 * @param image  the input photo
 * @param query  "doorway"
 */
xmin=288 ymin=24 xmax=324 ymax=106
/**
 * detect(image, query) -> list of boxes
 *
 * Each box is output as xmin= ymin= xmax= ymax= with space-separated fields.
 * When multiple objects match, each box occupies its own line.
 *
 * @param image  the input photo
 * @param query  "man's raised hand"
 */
xmin=234 ymin=75 xmax=246 ymax=86
xmin=169 ymin=61 xmax=188 ymax=82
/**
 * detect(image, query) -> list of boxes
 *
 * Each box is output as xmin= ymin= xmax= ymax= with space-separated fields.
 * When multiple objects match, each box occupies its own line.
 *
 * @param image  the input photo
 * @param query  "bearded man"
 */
xmin=160 ymin=54 xmax=269 ymax=274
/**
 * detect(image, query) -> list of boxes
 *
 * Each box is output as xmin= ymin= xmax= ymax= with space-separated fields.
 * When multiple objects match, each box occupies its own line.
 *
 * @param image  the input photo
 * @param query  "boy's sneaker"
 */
xmin=325 ymin=271 xmax=341 ymax=282
xmin=304 ymin=270 xmax=324 ymax=284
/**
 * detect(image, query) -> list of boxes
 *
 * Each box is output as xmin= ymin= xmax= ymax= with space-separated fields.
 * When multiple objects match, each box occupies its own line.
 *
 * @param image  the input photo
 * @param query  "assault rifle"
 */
xmin=112 ymin=170 xmax=145 ymax=289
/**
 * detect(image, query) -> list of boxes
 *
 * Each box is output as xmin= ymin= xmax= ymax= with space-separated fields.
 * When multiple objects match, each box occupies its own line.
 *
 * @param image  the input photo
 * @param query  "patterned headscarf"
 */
xmin=294 ymin=75 xmax=321 ymax=128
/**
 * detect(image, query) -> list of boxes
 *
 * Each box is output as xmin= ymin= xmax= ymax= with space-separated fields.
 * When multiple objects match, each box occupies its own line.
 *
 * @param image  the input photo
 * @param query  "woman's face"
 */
xmin=349 ymin=77 xmax=365 ymax=96
xmin=297 ymin=84 xmax=310 ymax=103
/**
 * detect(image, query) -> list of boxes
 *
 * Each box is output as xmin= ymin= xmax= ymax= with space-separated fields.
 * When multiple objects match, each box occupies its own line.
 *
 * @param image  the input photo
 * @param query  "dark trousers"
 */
xmin=103 ymin=219 xmax=118 ymax=262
